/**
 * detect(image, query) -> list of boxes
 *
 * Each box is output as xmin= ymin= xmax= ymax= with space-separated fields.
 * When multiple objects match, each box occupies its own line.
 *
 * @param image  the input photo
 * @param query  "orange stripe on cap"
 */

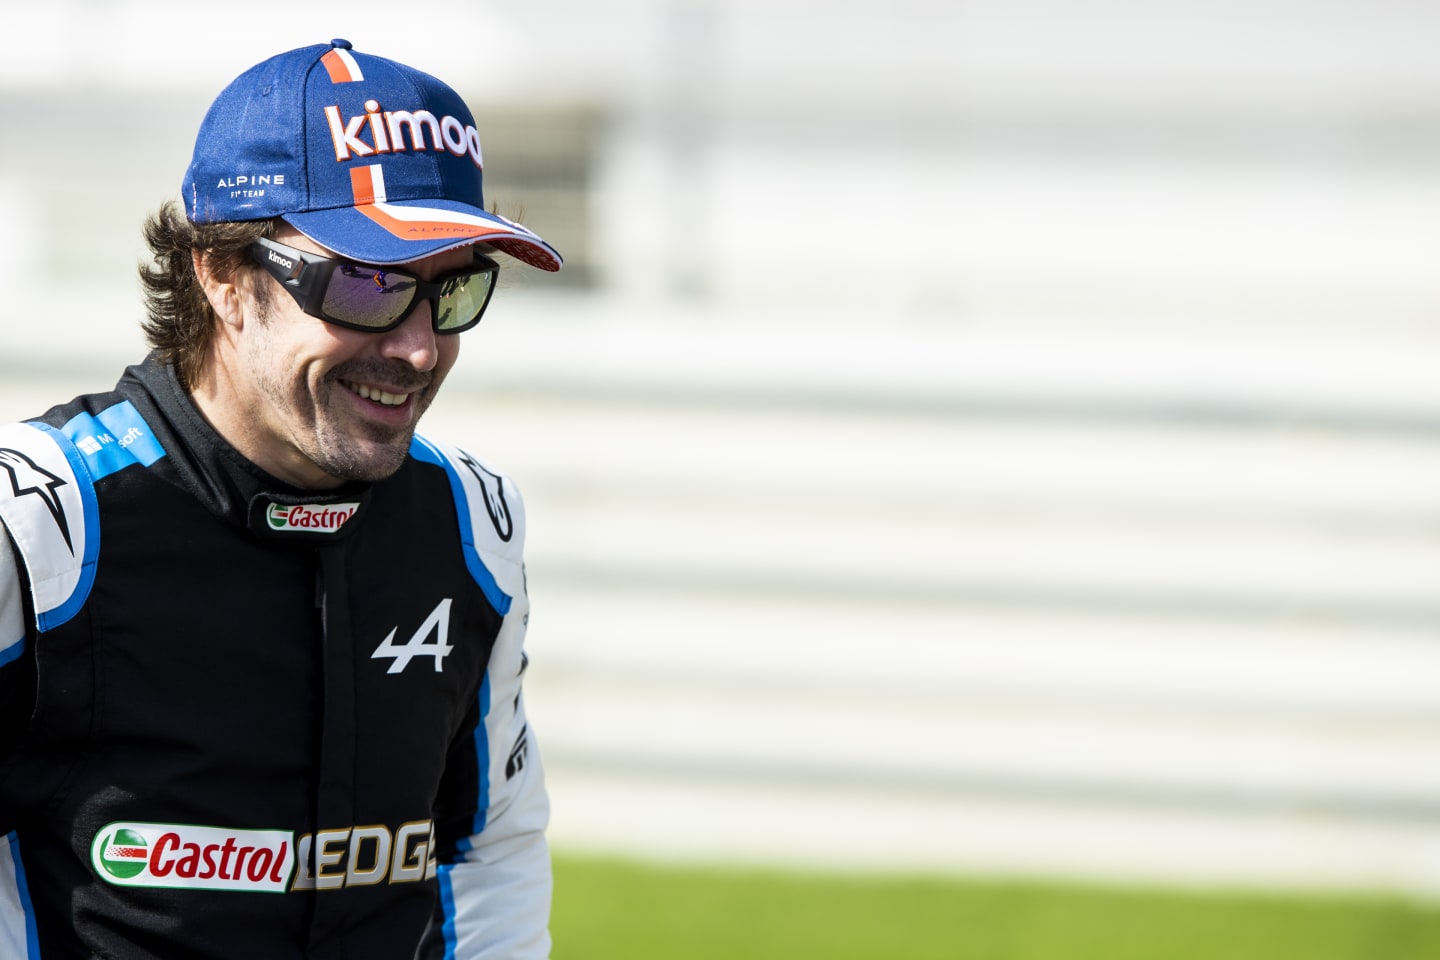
xmin=320 ymin=48 xmax=363 ymax=83
xmin=350 ymin=166 xmax=382 ymax=206
xmin=356 ymin=203 xmax=508 ymax=242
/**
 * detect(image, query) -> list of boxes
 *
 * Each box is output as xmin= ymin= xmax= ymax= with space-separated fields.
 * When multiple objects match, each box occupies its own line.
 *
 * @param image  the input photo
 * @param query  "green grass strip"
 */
xmin=553 ymin=853 xmax=1440 ymax=959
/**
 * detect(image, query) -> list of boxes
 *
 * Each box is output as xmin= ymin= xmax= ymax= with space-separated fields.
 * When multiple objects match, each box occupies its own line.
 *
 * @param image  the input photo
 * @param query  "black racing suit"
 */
xmin=0 ymin=357 xmax=549 ymax=958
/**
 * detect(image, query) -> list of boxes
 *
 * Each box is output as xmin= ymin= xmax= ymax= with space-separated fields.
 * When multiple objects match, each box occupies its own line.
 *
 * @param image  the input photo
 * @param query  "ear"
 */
xmin=192 ymin=249 xmax=245 ymax=329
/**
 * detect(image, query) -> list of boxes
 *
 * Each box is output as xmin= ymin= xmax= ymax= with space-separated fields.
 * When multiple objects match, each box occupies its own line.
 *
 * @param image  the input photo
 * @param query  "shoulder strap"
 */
xmin=409 ymin=435 xmax=527 ymax=617
xmin=0 ymin=422 xmax=97 ymax=632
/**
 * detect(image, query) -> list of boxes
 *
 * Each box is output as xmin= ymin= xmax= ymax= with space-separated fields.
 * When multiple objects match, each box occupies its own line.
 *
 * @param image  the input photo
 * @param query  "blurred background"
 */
xmin=4 ymin=0 xmax=1440 ymax=899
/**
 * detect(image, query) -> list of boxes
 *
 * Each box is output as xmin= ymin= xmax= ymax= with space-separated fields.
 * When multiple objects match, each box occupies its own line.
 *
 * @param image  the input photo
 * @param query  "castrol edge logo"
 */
xmin=266 ymin=501 xmax=360 ymax=533
xmin=92 ymin=820 xmax=437 ymax=893
xmin=92 ymin=823 xmax=295 ymax=892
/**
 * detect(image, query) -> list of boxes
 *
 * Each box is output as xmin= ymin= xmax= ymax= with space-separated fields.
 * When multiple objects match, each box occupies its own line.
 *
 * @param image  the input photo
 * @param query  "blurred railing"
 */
xmin=420 ymin=288 xmax=1440 ymax=894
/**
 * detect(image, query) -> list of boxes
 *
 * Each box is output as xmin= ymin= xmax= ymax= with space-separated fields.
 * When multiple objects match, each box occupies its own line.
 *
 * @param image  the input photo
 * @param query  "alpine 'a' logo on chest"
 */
xmin=371 ymin=598 xmax=454 ymax=673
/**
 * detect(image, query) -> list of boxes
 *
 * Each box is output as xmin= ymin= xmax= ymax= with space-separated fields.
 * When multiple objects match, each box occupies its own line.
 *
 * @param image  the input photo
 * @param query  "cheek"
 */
xmin=435 ymin=337 xmax=462 ymax=379
xmin=246 ymin=327 xmax=331 ymax=405
xmin=282 ymin=327 xmax=359 ymax=386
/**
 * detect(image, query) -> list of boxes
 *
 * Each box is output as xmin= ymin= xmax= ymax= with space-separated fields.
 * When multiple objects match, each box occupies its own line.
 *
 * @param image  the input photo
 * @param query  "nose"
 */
xmin=378 ymin=297 xmax=440 ymax=371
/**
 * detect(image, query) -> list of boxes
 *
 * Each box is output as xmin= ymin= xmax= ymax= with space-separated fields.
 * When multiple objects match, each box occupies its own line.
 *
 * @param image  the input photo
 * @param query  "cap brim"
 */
xmin=284 ymin=197 xmax=562 ymax=271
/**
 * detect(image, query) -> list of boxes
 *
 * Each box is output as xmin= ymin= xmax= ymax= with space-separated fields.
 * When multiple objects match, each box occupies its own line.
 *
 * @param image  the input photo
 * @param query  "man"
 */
xmin=0 ymin=39 xmax=561 ymax=959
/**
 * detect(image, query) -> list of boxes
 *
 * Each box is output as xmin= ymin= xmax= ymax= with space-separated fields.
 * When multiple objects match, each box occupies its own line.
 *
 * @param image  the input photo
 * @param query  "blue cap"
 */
xmin=182 ymin=40 xmax=561 ymax=270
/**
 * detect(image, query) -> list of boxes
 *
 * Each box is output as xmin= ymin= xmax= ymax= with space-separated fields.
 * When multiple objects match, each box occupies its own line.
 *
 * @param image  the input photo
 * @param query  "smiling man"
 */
xmin=192 ymin=226 xmax=476 ymax=488
xmin=0 ymin=40 xmax=560 ymax=959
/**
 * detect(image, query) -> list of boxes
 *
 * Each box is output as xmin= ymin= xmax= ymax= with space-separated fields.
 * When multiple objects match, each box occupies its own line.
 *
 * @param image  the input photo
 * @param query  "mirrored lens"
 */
xmin=434 ymin=271 xmax=496 ymax=332
xmin=321 ymin=266 xmax=418 ymax=328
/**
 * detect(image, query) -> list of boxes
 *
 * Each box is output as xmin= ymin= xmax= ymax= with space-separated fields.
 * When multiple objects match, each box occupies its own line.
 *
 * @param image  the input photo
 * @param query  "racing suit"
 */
xmin=0 ymin=356 xmax=550 ymax=959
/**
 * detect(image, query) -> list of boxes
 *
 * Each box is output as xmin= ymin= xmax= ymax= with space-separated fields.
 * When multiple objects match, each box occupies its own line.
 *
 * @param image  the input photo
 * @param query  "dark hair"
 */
xmin=138 ymin=202 xmax=278 ymax=388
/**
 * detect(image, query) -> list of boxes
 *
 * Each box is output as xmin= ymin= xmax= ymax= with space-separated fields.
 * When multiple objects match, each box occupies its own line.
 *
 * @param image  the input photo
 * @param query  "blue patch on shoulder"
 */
xmin=61 ymin=402 xmax=166 ymax=480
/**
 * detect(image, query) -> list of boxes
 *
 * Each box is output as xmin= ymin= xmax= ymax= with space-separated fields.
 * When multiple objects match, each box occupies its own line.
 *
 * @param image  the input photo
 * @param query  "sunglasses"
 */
xmin=248 ymin=237 xmax=500 ymax=334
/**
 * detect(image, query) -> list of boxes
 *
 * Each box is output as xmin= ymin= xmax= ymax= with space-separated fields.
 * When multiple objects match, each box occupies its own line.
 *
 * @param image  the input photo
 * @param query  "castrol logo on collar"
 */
xmin=91 ymin=823 xmax=295 ymax=892
xmin=266 ymin=501 xmax=360 ymax=534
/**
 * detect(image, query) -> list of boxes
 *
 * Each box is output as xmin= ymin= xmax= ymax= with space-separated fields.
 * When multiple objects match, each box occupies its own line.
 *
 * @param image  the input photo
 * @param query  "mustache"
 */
xmin=327 ymin=358 xmax=434 ymax=392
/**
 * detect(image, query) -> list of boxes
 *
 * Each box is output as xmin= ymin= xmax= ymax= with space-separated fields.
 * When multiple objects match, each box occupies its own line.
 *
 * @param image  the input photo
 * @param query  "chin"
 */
xmin=311 ymin=438 xmax=413 ymax=484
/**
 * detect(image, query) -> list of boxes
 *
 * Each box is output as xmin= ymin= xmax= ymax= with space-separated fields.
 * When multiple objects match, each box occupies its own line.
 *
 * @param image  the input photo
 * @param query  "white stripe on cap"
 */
xmin=321 ymin=46 xmax=365 ymax=83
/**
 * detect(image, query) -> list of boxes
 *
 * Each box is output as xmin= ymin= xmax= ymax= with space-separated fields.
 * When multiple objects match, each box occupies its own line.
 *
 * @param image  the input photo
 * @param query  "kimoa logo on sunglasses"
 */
xmin=325 ymin=99 xmax=483 ymax=169
xmin=266 ymin=248 xmax=296 ymax=271
xmin=266 ymin=502 xmax=360 ymax=533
